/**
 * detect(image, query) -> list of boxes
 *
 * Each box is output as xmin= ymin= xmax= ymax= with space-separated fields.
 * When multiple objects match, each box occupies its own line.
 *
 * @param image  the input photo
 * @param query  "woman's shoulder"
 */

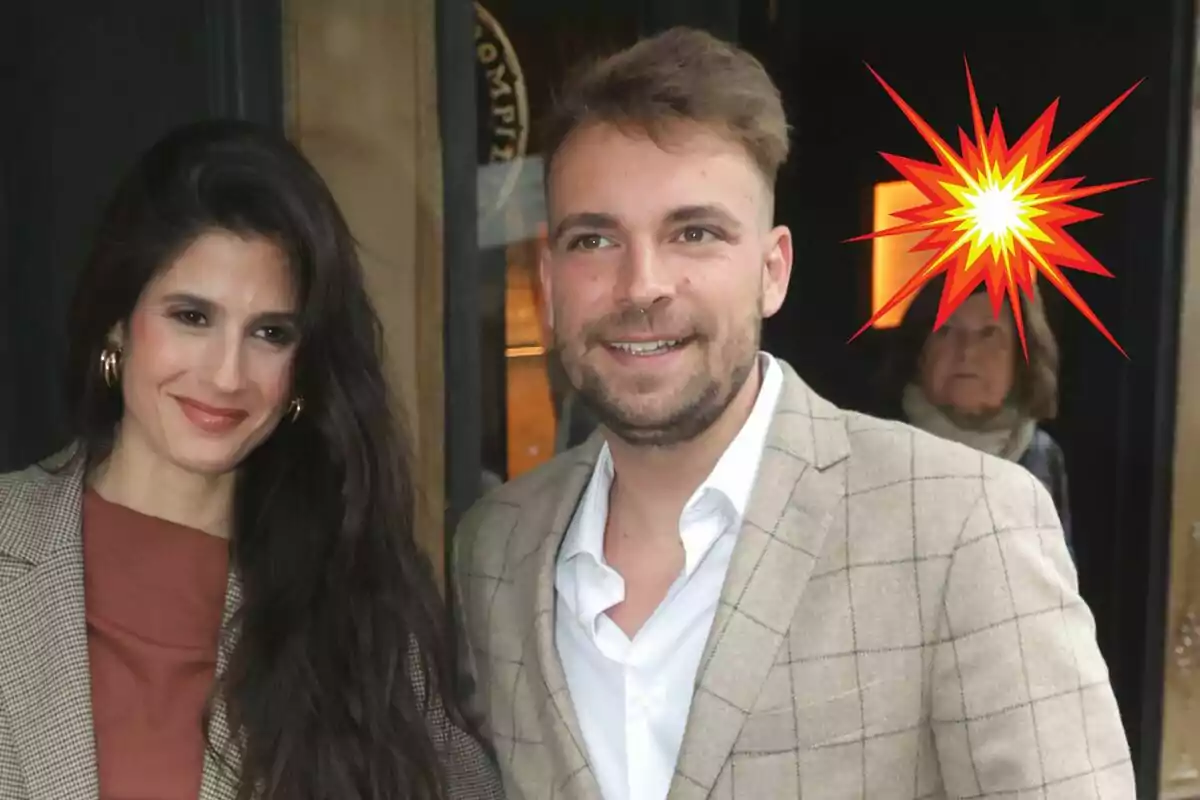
xmin=1020 ymin=426 xmax=1069 ymax=489
xmin=0 ymin=445 xmax=84 ymax=562
xmin=1029 ymin=426 xmax=1067 ymax=461
xmin=0 ymin=445 xmax=80 ymax=495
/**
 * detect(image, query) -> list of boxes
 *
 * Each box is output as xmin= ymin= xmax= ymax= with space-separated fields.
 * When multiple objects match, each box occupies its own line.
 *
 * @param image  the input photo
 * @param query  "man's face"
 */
xmin=541 ymin=121 xmax=792 ymax=447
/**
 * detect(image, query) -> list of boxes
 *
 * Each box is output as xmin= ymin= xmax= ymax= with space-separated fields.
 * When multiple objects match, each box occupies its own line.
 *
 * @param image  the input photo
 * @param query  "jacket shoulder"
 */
xmin=0 ymin=460 xmax=58 ymax=519
xmin=842 ymin=408 xmax=989 ymax=474
xmin=489 ymin=445 xmax=590 ymax=507
xmin=843 ymin=408 xmax=1035 ymax=477
xmin=840 ymin=409 xmax=1055 ymax=539
xmin=0 ymin=444 xmax=80 ymax=495
xmin=452 ymin=444 xmax=596 ymax=574
xmin=0 ymin=446 xmax=84 ymax=564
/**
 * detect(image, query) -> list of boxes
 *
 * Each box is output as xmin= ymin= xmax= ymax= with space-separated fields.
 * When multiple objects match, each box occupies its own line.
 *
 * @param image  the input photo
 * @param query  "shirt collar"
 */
xmin=558 ymin=352 xmax=784 ymax=568
xmin=558 ymin=447 xmax=614 ymax=565
xmin=701 ymin=352 xmax=783 ymax=519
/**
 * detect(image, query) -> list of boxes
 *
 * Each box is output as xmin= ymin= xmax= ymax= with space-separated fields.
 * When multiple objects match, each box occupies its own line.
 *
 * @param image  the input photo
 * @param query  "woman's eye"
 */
xmin=172 ymin=310 xmax=207 ymax=326
xmin=257 ymin=326 xmax=295 ymax=346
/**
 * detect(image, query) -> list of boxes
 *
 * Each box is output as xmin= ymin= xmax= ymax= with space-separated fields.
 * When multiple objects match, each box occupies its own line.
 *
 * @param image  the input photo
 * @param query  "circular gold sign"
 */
xmin=475 ymin=3 xmax=529 ymax=214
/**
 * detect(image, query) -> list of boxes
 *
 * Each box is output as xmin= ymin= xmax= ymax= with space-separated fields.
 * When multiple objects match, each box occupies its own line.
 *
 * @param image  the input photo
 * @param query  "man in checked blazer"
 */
xmin=453 ymin=26 xmax=1135 ymax=800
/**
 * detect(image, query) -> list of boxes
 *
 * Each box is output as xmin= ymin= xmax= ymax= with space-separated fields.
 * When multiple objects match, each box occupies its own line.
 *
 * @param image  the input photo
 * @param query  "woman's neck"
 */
xmin=902 ymin=383 xmax=1036 ymax=461
xmin=89 ymin=431 xmax=235 ymax=539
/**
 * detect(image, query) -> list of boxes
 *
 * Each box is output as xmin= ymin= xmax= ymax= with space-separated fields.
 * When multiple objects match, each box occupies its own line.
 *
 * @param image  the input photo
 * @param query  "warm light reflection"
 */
xmin=854 ymin=63 xmax=1142 ymax=355
xmin=504 ymin=235 xmax=557 ymax=479
xmin=871 ymin=180 xmax=933 ymax=328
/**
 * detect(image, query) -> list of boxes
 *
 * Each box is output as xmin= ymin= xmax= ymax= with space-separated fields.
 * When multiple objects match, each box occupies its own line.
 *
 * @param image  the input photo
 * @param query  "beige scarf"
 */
xmin=902 ymin=383 xmax=1037 ymax=462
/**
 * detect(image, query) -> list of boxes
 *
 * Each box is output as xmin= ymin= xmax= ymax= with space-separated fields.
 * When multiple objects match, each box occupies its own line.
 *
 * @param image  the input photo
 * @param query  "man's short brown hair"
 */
xmin=541 ymin=27 xmax=790 ymax=187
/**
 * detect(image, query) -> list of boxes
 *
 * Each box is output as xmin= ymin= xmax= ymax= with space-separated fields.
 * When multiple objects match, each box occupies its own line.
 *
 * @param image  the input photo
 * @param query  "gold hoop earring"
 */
xmin=100 ymin=347 xmax=122 ymax=389
xmin=287 ymin=397 xmax=304 ymax=423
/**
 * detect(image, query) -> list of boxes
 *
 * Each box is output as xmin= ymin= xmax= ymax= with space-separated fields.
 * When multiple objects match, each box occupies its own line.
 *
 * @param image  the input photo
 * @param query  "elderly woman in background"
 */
xmin=881 ymin=276 xmax=1073 ymax=554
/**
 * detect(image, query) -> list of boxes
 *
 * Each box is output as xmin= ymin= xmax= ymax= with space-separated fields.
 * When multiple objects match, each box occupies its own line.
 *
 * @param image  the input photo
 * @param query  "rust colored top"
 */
xmin=83 ymin=489 xmax=229 ymax=800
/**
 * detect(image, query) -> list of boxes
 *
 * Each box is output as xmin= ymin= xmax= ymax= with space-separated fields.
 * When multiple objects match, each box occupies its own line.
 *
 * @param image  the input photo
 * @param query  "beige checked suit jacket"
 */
xmin=453 ymin=362 xmax=1135 ymax=799
xmin=0 ymin=447 xmax=504 ymax=800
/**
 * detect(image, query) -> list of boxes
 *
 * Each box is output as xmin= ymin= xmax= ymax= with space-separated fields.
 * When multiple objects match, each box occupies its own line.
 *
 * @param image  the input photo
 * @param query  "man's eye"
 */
xmin=569 ymin=234 xmax=615 ymax=251
xmin=675 ymin=226 xmax=718 ymax=244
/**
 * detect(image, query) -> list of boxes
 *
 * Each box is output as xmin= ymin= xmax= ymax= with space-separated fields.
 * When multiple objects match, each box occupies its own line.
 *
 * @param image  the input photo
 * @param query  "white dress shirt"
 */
xmin=554 ymin=353 xmax=784 ymax=800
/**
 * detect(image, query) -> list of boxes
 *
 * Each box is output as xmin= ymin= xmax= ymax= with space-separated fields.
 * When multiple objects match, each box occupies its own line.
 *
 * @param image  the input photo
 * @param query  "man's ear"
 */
xmin=761 ymin=224 xmax=793 ymax=319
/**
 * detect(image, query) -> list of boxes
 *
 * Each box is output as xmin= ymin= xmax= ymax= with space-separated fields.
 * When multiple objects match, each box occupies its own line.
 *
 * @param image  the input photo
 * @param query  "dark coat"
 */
xmin=1017 ymin=427 xmax=1074 ymax=558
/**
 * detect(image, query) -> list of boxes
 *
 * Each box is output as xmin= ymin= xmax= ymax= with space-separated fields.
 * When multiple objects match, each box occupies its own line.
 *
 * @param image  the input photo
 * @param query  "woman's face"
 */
xmin=918 ymin=293 xmax=1015 ymax=416
xmin=112 ymin=230 xmax=300 ymax=476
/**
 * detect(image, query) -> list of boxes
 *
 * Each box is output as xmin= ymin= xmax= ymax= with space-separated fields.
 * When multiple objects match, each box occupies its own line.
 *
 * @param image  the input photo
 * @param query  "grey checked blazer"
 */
xmin=0 ymin=447 xmax=504 ymax=800
xmin=453 ymin=361 xmax=1135 ymax=799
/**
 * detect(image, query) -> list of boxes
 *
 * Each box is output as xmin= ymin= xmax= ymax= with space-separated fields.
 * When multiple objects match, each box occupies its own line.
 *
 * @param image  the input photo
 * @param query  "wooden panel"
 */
xmin=505 ymin=238 xmax=545 ymax=347
xmin=284 ymin=0 xmax=446 ymax=587
xmin=504 ymin=237 xmax=556 ymax=477
xmin=505 ymin=354 xmax=556 ymax=477
xmin=871 ymin=180 xmax=930 ymax=329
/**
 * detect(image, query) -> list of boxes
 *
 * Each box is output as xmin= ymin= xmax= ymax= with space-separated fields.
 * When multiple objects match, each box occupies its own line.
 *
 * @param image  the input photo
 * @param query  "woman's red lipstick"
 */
xmin=173 ymin=396 xmax=248 ymax=434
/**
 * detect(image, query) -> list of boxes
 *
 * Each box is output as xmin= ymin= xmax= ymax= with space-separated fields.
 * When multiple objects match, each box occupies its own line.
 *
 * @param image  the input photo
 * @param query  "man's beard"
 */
xmin=553 ymin=309 xmax=760 ymax=448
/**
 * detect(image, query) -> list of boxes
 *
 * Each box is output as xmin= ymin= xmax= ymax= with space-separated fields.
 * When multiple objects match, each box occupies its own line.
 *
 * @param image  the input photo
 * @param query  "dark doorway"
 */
xmin=0 ymin=0 xmax=282 ymax=472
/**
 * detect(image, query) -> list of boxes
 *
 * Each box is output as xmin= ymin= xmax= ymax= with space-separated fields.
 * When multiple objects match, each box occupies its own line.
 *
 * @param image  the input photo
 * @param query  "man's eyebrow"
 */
xmin=663 ymin=204 xmax=741 ymax=229
xmin=551 ymin=212 xmax=621 ymax=243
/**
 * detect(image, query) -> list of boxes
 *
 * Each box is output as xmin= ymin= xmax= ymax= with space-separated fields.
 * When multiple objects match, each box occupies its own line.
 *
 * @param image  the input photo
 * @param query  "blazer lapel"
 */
xmin=521 ymin=438 xmax=604 ymax=800
xmin=671 ymin=365 xmax=851 ymax=797
xmin=0 ymin=451 xmax=246 ymax=800
xmin=0 ymin=450 xmax=99 ymax=799
xmin=199 ymin=571 xmax=242 ymax=800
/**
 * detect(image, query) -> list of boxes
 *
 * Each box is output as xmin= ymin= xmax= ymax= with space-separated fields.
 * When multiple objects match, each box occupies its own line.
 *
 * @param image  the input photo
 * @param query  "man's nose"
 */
xmin=617 ymin=241 xmax=672 ymax=308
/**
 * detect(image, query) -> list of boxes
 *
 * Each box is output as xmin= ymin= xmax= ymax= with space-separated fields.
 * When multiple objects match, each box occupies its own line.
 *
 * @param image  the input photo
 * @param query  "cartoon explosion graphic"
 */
xmin=847 ymin=59 xmax=1146 ymax=358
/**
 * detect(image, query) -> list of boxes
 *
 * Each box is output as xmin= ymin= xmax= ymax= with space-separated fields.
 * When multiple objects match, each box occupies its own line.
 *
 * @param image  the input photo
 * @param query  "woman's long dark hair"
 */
xmin=65 ymin=119 xmax=478 ymax=799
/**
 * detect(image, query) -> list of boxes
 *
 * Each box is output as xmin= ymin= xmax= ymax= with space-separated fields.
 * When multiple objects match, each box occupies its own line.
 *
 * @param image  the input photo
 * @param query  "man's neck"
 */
xmin=606 ymin=359 xmax=763 ymax=528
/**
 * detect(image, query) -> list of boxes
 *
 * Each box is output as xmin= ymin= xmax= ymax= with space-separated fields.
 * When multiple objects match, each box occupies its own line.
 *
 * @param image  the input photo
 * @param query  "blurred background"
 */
xmin=1 ymin=1 xmax=1197 ymax=796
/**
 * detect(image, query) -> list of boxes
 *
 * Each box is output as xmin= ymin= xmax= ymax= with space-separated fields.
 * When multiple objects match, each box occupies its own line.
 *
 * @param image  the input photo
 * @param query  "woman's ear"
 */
xmin=106 ymin=322 xmax=126 ymax=350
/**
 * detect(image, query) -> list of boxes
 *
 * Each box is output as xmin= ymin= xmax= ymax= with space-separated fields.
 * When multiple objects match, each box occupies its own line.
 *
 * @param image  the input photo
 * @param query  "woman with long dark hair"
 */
xmin=0 ymin=120 xmax=502 ymax=799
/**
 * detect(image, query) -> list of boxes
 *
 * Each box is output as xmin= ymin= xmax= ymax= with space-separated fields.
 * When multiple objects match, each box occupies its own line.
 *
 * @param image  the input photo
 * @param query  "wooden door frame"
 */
xmin=1135 ymin=0 xmax=1196 ymax=794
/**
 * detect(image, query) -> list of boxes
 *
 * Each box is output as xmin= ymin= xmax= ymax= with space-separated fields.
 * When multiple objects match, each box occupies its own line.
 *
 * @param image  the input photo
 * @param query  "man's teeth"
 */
xmin=611 ymin=339 xmax=681 ymax=355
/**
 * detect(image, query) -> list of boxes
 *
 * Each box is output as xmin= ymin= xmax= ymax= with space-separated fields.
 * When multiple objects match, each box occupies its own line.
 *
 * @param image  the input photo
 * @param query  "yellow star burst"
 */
xmin=847 ymin=59 xmax=1147 ymax=358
